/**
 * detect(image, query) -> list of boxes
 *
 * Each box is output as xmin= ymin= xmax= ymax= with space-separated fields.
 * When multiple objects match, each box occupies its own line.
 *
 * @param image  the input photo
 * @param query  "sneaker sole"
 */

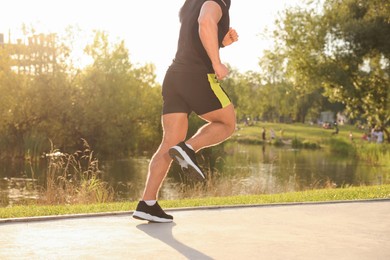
xmin=169 ymin=146 xmax=205 ymax=180
xmin=132 ymin=211 xmax=173 ymax=223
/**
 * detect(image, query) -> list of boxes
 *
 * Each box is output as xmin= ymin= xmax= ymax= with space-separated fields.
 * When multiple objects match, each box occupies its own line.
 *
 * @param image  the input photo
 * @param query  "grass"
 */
xmin=234 ymin=122 xmax=365 ymax=146
xmin=1 ymin=184 xmax=389 ymax=219
xmin=355 ymin=142 xmax=390 ymax=166
xmin=38 ymin=139 xmax=114 ymax=205
xmin=233 ymin=122 xmax=389 ymax=166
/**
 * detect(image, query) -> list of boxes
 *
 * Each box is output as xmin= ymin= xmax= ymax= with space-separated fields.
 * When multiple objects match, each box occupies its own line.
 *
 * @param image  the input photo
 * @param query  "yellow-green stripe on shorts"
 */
xmin=207 ymin=74 xmax=231 ymax=108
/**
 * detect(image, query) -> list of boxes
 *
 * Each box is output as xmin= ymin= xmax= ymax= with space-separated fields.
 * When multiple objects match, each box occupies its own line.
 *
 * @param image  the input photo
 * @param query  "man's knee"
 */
xmin=201 ymin=104 xmax=236 ymax=136
xmin=223 ymin=105 xmax=236 ymax=136
xmin=225 ymin=117 xmax=236 ymax=136
xmin=216 ymin=112 xmax=236 ymax=137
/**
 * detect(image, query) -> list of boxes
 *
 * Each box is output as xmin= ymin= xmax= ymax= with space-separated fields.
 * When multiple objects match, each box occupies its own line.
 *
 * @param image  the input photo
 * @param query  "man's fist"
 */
xmin=222 ymin=28 xmax=239 ymax=47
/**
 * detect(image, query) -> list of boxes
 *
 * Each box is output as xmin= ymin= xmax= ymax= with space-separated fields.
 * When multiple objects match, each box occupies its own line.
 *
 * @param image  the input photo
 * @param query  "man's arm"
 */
xmin=198 ymin=1 xmax=228 ymax=80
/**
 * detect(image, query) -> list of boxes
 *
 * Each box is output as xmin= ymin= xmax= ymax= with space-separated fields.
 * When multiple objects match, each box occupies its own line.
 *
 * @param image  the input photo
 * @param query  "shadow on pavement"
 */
xmin=136 ymin=222 xmax=212 ymax=259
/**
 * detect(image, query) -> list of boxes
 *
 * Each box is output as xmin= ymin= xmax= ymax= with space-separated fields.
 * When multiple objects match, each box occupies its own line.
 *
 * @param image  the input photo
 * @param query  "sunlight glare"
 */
xmin=1 ymin=0 xmax=306 ymax=83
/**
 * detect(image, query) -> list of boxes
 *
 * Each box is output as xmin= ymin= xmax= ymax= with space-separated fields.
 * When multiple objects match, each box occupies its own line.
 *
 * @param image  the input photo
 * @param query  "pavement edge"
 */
xmin=1 ymin=198 xmax=389 ymax=224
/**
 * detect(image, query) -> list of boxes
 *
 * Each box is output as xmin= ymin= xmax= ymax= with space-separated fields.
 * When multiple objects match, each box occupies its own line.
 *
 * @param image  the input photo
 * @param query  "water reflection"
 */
xmin=0 ymin=142 xmax=388 ymax=206
xmin=0 ymin=178 xmax=39 ymax=206
xmin=220 ymin=143 xmax=385 ymax=193
xmin=102 ymin=158 xmax=150 ymax=201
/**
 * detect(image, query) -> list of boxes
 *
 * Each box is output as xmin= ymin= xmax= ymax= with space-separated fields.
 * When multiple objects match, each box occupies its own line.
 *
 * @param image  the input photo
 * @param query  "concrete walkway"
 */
xmin=0 ymin=199 xmax=389 ymax=260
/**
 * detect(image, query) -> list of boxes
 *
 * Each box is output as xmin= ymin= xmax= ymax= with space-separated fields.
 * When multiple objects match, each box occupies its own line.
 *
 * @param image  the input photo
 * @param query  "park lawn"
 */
xmin=233 ymin=122 xmax=366 ymax=145
xmin=1 ymin=184 xmax=389 ymax=220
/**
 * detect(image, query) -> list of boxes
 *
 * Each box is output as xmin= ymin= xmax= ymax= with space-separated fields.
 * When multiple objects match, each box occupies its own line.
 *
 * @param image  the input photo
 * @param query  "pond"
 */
xmin=0 ymin=142 xmax=388 ymax=206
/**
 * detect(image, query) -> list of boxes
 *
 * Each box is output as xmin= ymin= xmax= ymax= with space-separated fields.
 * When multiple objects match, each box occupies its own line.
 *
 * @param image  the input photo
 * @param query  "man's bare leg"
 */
xmin=142 ymin=104 xmax=235 ymax=197
xmin=133 ymin=106 xmax=235 ymax=222
xmin=142 ymin=104 xmax=236 ymax=195
xmin=141 ymin=113 xmax=188 ymax=201
xmin=187 ymin=104 xmax=236 ymax=152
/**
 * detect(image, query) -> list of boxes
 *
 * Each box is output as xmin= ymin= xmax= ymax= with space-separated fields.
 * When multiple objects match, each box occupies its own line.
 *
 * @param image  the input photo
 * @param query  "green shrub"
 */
xmin=302 ymin=140 xmax=320 ymax=149
xmin=271 ymin=138 xmax=284 ymax=147
xmin=355 ymin=143 xmax=390 ymax=167
xmin=292 ymin=137 xmax=303 ymax=149
xmin=328 ymin=138 xmax=356 ymax=157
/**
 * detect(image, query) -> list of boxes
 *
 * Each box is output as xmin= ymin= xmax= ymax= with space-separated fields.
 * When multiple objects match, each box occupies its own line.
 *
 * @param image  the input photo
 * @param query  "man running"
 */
xmin=133 ymin=0 xmax=238 ymax=223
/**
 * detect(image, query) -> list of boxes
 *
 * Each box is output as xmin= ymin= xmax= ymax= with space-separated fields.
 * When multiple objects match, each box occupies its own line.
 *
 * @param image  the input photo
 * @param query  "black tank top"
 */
xmin=169 ymin=0 xmax=231 ymax=73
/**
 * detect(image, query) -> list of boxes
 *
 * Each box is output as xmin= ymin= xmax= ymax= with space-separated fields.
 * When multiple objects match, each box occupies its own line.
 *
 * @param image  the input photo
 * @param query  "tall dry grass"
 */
xmin=38 ymin=139 xmax=114 ymax=205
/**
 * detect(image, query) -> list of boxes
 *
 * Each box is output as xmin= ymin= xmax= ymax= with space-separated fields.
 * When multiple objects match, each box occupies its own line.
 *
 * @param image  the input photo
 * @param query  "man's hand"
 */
xmin=213 ymin=62 xmax=229 ymax=80
xmin=222 ymin=28 xmax=239 ymax=47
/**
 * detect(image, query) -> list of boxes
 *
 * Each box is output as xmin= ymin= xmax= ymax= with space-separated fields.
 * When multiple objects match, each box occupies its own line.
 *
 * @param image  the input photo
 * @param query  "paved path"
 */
xmin=1 ymin=200 xmax=389 ymax=260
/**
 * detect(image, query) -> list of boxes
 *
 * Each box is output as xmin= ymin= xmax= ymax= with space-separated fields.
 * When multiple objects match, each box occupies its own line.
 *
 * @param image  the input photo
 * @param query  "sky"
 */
xmin=1 ymin=0 xmax=305 ymax=83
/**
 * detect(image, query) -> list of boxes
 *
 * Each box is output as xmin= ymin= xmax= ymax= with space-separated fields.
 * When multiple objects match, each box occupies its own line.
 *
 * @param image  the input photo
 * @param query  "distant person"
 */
xmin=270 ymin=129 xmax=276 ymax=139
xmin=280 ymin=129 xmax=284 ymax=140
xmin=374 ymin=129 xmax=384 ymax=143
xmin=132 ymin=0 xmax=238 ymax=223
xmin=332 ymin=122 xmax=339 ymax=135
xmin=371 ymin=128 xmax=377 ymax=142
xmin=262 ymin=127 xmax=266 ymax=141
xmin=349 ymin=131 xmax=353 ymax=141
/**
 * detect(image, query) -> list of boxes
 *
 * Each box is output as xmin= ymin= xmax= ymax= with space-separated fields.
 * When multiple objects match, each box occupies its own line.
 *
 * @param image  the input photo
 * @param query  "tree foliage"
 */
xmin=320 ymin=0 xmax=390 ymax=139
xmin=0 ymin=30 xmax=162 ymax=159
xmin=236 ymin=0 xmax=389 ymax=141
xmin=1 ymin=0 xmax=389 ymax=162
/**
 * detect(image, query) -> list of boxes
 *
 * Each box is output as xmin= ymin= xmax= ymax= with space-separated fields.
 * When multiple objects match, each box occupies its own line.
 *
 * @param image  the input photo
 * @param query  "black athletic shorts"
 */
xmin=162 ymin=70 xmax=231 ymax=115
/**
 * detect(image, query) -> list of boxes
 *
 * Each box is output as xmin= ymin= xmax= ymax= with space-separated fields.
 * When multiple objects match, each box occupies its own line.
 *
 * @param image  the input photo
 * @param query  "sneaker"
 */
xmin=132 ymin=201 xmax=173 ymax=223
xmin=169 ymin=142 xmax=205 ymax=181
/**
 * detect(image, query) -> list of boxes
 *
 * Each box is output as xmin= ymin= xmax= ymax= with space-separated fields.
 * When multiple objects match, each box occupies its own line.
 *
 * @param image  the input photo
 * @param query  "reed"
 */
xmin=168 ymin=165 xmax=341 ymax=200
xmin=354 ymin=143 xmax=390 ymax=167
xmin=38 ymin=139 xmax=114 ymax=205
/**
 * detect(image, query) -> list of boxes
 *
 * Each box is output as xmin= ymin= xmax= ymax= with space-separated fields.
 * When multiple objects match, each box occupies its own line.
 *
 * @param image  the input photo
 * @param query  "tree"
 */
xmin=321 ymin=0 xmax=390 ymax=140
xmin=73 ymin=31 xmax=162 ymax=157
xmin=0 ymin=29 xmax=163 ymax=160
xmin=256 ymin=5 xmax=340 ymax=124
xmin=259 ymin=0 xmax=389 ymax=138
xmin=0 ymin=32 xmax=71 ymax=159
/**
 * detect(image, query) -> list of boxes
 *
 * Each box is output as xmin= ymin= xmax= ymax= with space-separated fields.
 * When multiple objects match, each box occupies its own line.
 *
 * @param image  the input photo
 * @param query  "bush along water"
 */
xmin=291 ymin=136 xmax=320 ymax=149
xmin=327 ymin=137 xmax=356 ymax=157
xmin=354 ymin=142 xmax=390 ymax=167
